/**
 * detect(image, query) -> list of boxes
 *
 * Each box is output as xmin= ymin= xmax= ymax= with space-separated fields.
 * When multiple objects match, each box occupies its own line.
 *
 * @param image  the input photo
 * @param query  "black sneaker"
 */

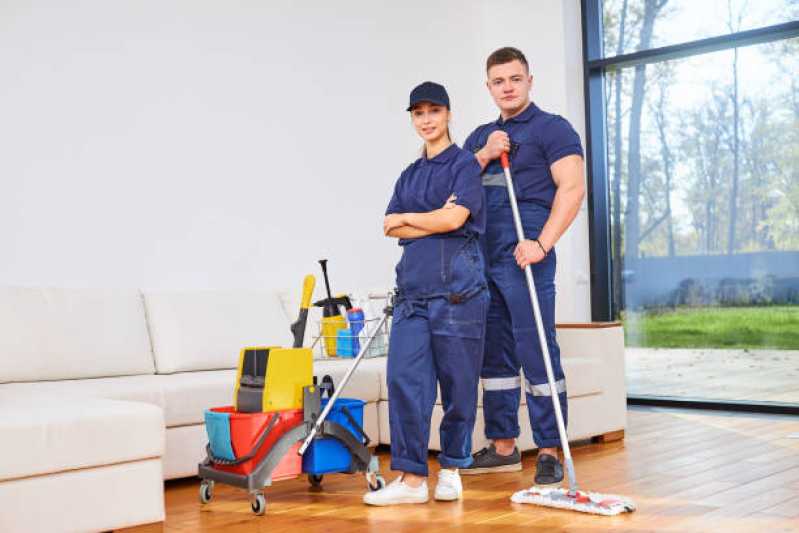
xmin=534 ymin=453 xmax=564 ymax=485
xmin=460 ymin=444 xmax=522 ymax=475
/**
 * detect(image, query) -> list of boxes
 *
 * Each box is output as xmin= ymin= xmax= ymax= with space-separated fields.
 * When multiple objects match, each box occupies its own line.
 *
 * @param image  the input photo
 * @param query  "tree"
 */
xmin=725 ymin=0 xmax=747 ymax=255
xmin=648 ymin=62 xmax=676 ymax=256
xmin=681 ymin=87 xmax=733 ymax=254
xmin=611 ymin=0 xmax=629 ymax=313
xmin=623 ymin=0 xmax=668 ymax=308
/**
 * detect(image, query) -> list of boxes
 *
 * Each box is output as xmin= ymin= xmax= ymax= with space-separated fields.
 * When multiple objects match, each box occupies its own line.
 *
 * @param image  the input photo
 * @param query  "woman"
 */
xmin=364 ymin=81 xmax=489 ymax=506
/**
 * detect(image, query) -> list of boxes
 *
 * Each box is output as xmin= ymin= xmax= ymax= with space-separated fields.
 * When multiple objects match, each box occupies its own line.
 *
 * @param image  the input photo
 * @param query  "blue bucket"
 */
xmin=302 ymin=397 xmax=365 ymax=474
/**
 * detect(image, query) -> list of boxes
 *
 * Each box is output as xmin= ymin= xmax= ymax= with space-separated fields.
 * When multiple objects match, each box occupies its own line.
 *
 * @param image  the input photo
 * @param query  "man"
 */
xmin=460 ymin=47 xmax=585 ymax=484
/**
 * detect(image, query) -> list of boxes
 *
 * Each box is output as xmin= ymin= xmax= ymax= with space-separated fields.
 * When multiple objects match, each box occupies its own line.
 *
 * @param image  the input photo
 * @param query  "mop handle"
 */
xmin=298 ymin=312 xmax=390 ymax=455
xmin=499 ymin=152 xmax=578 ymax=494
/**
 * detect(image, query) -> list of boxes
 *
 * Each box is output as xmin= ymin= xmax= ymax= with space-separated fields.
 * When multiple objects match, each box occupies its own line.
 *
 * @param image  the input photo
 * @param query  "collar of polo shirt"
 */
xmin=496 ymin=102 xmax=539 ymax=126
xmin=423 ymin=143 xmax=459 ymax=164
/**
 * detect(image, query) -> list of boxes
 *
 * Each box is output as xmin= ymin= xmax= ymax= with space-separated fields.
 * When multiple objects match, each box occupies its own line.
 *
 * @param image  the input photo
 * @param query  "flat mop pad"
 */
xmin=511 ymin=486 xmax=636 ymax=516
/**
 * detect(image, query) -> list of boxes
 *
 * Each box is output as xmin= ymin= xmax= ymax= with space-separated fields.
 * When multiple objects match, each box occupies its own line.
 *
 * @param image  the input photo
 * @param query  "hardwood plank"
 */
xmin=593 ymin=429 xmax=625 ymax=443
xmin=120 ymin=408 xmax=799 ymax=532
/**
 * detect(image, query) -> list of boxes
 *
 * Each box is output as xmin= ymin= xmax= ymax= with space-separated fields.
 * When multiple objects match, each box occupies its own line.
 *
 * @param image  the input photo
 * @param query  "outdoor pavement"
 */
xmin=626 ymin=347 xmax=799 ymax=403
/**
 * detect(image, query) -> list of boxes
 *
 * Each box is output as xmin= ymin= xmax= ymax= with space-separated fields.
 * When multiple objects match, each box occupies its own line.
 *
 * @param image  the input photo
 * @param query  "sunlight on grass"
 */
xmin=622 ymin=306 xmax=799 ymax=349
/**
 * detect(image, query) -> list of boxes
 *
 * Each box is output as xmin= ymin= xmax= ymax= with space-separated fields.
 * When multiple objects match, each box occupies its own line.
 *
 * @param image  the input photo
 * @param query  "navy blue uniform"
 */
xmin=385 ymin=143 xmax=489 ymax=476
xmin=464 ymin=103 xmax=583 ymax=449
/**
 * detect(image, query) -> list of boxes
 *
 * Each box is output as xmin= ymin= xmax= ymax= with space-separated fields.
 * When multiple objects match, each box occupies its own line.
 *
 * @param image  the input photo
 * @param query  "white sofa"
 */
xmin=0 ymin=286 xmax=626 ymax=532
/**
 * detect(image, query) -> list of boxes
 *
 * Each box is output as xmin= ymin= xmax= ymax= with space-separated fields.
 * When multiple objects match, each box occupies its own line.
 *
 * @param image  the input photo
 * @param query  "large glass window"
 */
xmin=603 ymin=0 xmax=798 ymax=54
xmin=585 ymin=0 xmax=799 ymax=405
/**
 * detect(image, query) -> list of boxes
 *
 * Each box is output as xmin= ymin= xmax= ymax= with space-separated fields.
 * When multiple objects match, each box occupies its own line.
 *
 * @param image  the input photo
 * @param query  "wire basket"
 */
xmin=309 ymin=292 xmax=392 ymax=359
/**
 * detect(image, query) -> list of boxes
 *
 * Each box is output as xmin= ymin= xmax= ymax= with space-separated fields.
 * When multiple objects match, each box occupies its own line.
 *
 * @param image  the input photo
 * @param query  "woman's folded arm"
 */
xmin=404 ymin=205 xmax=470 ymax=234
xmin=386 ymin=225 xmax=434 ymax=239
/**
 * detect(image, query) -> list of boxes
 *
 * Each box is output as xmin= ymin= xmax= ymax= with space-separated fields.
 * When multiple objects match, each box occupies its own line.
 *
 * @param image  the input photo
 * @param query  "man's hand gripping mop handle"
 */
xmin=499 ymin=152 xmax=578 ymax=495
xmin=298 ymin=308 xmax=390 ymax=456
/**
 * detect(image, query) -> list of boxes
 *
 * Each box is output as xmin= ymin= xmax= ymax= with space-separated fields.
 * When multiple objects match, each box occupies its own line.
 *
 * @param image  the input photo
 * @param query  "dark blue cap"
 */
xmin=406 ymin=81 xmax=450 ymax=111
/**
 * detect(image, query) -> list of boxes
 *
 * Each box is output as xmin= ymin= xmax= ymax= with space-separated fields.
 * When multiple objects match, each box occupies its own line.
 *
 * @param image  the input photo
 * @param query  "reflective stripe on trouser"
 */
xmin=481 ymin=261 xmax=568 ymax=448
xmin=387 ymin=292 xmax=489 ymax=476
xmin=480 ymin=197 xmax=567 ymax=449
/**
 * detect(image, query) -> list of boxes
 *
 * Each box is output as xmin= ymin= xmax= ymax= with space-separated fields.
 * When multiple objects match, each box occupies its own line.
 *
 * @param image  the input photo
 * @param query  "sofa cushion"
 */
xmin=312 ymin=358 xmax=382 ymax=403
xmin=0 ymin=373 xmax=227 ymax=428
xmin=143 ymin=289 xmax=292 ymax=374
xmin=0 ymin=398 xmax=164 ymax=482
xmin=0 ymin=375 xmax=166 ymax=410
xmin=0 ymin=286 xmax=155 ymax=383
xmin=158 ymin=370 xmax=237 ymax=427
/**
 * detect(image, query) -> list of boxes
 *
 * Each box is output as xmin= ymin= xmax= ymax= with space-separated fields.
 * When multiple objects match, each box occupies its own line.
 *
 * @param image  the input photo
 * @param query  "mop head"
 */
xmin=511 ymin=486 xmax=636 ymax=516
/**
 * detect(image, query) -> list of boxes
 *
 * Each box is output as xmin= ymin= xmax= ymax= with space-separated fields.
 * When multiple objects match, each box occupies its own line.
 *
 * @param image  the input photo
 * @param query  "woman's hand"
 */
xmin=383 ymin=213 xmax=406 ymax=235
xmin=442 ymin=195 xmax=458 ymax=209
xmin=514 ymin=239 xmax=546 ymax=268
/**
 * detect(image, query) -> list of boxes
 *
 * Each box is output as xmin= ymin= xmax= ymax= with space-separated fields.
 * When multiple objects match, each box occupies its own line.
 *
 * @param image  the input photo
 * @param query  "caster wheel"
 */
xmin=308 ymin=474 xmax=324 ymax=487
xmin=368 ymin=474 xmax=386 ymax=492
xmin=199 ymin=480 xmax=214 ymax=504
xmin=251 ymin=493 xmax=266 ymax=515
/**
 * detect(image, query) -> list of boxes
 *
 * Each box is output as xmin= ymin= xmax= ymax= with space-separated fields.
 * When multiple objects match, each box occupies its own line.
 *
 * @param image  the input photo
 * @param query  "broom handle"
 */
xmin=500 ymin=152 xmax=578 ymax=495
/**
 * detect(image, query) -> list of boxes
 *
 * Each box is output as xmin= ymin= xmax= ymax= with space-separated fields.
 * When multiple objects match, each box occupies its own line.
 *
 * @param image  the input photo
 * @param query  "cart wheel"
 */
xmin=251 ymin=493 xmax=266 ymax=515
xmin=199 ymin=480 xmax=214 ymax=504
xmin=308 ymin=474 xmax=324 ymax=487
xmin=368 ymin=474 xmax=386 ymax=492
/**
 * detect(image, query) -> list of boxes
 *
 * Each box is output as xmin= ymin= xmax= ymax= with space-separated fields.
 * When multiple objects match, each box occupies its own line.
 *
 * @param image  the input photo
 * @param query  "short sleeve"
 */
xmin=543 ymin=116 xmax=583 ymax=166
xmin=385 ymin=176 xmax=404 ymax=215
xmin=463 ymin=127 xmax=482 ymax=154
xmin=450 ymin=155 xmax=483 ymax=216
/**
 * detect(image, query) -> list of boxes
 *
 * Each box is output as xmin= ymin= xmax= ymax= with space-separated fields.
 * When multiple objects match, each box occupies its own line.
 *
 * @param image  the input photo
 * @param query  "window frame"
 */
xmin=580 ymin=1 xmax=799 ymax=321
xmin=580 ymin=1 xmax=799 ymax=414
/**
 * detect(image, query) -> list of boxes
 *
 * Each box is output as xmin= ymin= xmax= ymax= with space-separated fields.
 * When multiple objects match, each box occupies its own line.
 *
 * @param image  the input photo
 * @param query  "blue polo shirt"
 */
xmin=463 ymin=103 xmax=583 ymax=209
xmin=386 ymin=143 xmax=485 ymax=245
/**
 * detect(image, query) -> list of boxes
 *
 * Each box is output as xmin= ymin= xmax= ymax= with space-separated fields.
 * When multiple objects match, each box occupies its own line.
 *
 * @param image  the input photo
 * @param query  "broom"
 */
xmin=499 ymin=152 xmax=635 ymax=516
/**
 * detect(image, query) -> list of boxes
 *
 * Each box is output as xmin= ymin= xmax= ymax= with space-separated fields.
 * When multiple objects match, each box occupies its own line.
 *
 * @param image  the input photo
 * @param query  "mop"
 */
xmin=499 ymin=152 xmax=635 ymax=516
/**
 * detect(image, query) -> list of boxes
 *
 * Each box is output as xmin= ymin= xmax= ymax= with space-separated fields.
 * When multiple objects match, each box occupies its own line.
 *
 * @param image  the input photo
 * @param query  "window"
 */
xmin=582 ymin=0 xmax=799 ymax=408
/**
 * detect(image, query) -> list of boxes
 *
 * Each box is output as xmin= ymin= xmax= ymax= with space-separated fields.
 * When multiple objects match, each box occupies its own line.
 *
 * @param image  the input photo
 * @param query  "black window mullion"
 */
xmin=589 ymin=20 xmax=799 ymax=71
xmin=582 ymin=0 xmax=613 ymax=321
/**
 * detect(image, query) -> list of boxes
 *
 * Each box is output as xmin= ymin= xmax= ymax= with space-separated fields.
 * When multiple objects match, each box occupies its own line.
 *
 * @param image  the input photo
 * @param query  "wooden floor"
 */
xmin=627 ymin=347 xmax=799 ymax=403
xmin=124 ymin=407 xmax=799 ymax=532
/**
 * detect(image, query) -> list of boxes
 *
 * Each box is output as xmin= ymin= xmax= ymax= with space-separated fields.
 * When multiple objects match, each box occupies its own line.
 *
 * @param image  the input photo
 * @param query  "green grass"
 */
xmin=622 ymin=306 xmax=799 ymax=350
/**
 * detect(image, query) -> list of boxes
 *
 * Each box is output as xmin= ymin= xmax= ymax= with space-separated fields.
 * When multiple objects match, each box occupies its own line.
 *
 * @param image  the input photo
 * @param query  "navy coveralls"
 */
xmin=385 ymin=143 xmax=489 ymax=477
xmin=464 ymin=103 xmax=583 ymax=449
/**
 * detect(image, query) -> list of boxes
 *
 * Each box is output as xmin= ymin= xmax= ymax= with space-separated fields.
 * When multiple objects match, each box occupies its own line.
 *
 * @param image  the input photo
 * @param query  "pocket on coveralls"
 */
xmin=430 ymin=291 xmax=488 ymax=339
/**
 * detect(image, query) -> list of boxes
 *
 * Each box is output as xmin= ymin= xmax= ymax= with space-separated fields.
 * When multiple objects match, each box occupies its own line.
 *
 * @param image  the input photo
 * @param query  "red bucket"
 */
xmin=209 ymin=406 xmax=304 ymax=480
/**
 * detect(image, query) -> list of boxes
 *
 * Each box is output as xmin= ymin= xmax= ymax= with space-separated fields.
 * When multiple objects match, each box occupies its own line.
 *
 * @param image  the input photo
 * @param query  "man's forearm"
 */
xmin=538 ymin=181 xmax=585 ymax=251
xmin=474 ymin=147 xmax=491 ymax=170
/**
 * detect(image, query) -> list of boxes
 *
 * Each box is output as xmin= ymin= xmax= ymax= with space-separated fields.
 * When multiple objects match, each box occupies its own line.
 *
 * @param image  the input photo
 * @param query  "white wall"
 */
xmin=0 ymin=0 xmax=591 ymax=321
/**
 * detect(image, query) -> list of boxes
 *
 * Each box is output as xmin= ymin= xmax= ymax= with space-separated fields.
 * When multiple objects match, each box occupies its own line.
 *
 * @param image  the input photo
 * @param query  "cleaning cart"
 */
xmin=197 ymin=292 xmax=394 ymax=515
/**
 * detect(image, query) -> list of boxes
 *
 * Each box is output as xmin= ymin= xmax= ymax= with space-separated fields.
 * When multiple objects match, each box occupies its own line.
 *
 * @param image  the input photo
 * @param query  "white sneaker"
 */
xmin=363 ymin=476 xmax=429 ymax=506
xmin=434 ymin=468 xmax=462 ymax=501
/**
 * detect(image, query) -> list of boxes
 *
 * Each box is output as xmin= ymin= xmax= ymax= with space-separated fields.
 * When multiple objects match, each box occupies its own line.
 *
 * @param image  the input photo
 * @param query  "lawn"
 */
xmin=622 ymin=305 xmax=799 ymax=349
